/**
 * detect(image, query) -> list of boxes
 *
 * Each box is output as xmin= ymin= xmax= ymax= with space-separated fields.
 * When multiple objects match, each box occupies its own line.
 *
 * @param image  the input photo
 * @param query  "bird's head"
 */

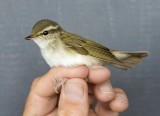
xmin=25 ymin=19 xmax=63 ymax=41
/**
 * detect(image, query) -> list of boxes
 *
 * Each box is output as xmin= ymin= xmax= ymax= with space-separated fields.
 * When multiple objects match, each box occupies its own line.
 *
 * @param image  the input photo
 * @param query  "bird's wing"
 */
xmin=60 ymin=32 xmax=121 ymax=63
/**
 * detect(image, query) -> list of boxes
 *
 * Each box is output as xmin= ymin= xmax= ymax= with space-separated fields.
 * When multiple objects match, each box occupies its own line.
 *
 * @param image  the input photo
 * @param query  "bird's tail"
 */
xmin=110 ymin=50 xmax=149 ymax=70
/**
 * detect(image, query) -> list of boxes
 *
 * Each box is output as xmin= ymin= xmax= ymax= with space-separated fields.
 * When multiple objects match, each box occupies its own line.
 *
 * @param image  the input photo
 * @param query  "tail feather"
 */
xmin=110 ymin=50 xmax=149 ymax=70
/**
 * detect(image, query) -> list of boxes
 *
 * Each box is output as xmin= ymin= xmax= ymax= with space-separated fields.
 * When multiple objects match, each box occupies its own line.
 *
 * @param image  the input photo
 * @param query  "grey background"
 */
xmin=0 ymin=0 xmax=159 ymax=116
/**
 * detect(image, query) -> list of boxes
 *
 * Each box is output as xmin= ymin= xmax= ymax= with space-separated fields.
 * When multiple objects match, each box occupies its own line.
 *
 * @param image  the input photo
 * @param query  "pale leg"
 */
xmin=54 ymin=77 xmax=68 ymax=93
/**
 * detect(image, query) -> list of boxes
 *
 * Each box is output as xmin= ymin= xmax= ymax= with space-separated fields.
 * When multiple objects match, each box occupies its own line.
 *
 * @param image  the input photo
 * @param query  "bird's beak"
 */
xmin=24 ymin=35 xmax=33 ymax=40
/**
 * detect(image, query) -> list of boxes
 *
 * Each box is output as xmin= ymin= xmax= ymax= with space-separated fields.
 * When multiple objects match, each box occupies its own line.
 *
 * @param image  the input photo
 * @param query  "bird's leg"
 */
xmin=54 ymin=77 xmax=68 ymax=93
xmin=54 ymin=65 xmax=86 ymax=93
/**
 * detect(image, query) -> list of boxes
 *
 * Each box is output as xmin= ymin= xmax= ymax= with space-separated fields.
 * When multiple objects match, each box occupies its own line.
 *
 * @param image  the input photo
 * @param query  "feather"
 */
xmin=111 ymin=50 xmax=149 ymax=69
xmin=60 ymin=32 xmax=123 ymax=66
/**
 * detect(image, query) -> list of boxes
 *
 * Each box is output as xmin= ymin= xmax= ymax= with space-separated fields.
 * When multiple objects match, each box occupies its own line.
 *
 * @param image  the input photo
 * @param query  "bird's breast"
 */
xmin=40 ymin=45 xmax=102 ymax=68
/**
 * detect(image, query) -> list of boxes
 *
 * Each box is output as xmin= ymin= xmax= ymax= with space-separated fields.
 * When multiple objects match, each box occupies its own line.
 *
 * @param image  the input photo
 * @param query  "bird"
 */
xmin=25 ymin=19 xmax=149 ymax=92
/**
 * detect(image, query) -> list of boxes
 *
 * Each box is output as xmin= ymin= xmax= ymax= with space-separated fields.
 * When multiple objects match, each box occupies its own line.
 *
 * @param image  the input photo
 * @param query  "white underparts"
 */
xmin=34 ymin=38 xmax=102 ymax=67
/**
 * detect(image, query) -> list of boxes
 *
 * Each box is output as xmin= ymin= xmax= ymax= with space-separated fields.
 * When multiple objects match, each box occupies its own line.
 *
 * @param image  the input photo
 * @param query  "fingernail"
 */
xmin=115 ymin=94 xmax=128 ymax=104
xmin=98 ymin=82 xmax=114 ymax=94
xmin=65 ymin=82 xmax=84 ymax=100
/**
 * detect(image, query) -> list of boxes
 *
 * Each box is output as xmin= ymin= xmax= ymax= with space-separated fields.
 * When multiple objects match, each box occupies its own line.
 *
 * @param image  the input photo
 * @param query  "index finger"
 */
xmin=88 ymin=66 xmax=111 ymax=84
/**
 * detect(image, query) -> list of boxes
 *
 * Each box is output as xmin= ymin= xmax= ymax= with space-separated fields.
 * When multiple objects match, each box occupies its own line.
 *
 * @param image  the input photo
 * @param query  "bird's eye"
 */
xmin=43 ymin=31 xmax=49 ymax=35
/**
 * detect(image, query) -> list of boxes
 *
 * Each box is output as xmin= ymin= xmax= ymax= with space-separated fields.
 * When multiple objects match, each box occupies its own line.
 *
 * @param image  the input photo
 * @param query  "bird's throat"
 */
xmin=33 ymin=38 xmax=56 ymax=49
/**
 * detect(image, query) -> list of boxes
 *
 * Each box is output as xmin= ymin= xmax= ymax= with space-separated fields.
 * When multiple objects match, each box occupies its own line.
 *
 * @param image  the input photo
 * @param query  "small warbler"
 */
xmin=25 ymin=19 xmax=149 ymax=92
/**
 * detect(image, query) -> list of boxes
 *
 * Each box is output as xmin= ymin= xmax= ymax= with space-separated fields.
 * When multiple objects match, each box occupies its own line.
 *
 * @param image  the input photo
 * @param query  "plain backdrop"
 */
xmin=0 ymin=0 xmax=159 ymax=116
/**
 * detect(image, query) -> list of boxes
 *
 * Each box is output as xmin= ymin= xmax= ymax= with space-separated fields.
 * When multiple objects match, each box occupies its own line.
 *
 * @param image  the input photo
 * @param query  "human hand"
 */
xmin=23 ymin=66 xmax=128 ymax=116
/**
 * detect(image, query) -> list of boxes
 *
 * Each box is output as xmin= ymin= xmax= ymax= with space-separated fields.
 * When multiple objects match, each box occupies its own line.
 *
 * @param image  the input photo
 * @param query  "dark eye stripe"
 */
xmin=38 ymin=27 xmax=61 ymax=36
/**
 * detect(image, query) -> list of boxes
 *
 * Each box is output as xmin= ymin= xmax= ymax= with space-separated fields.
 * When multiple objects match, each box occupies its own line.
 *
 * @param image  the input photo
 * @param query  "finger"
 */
xmin=95 ymin=102 xmax=119 ymax=116
xmin=58 ymin=78 xmax=89 ymax=116
xmin=94 ymin=88 xmax=128 ymax=116
xmin=88 ymin=109 xmax=98 ymax=116
xmin=94 ymin=80 xmax=115 ymax=102
xmin=32 ymin=65 xmax=89 ymax=97
xmin=109 ymin=88 xmax=129 ymax=112
xmin=88 ymin=66 xmax=111 ymax=84
xmin=52 ymin=65 xmax=89 ymax=80
xmin=23 ymin=76 xmax=58 ymax=116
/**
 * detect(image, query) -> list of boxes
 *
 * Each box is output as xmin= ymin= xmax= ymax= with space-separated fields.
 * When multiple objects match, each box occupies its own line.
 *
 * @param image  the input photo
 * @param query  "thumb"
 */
xmin=58 ymin=78 xmax=89 ymax=116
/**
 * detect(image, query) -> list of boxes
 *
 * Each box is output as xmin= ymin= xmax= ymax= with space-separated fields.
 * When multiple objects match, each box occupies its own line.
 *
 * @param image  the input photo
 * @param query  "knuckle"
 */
xmin=31 ymin=77 xmax=40 ymax=86
xmin=30 ymin=77 xmax=41 ymax=90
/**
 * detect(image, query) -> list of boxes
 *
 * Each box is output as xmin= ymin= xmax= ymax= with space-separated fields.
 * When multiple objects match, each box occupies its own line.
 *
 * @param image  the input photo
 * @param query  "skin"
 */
xmin=23 ymin=66 xmax=129 ymax=116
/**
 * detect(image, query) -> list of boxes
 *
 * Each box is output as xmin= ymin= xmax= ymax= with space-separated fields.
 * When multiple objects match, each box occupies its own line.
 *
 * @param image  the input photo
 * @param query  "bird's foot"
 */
xmin=54 ymin=77 xmax=68 ymax=94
